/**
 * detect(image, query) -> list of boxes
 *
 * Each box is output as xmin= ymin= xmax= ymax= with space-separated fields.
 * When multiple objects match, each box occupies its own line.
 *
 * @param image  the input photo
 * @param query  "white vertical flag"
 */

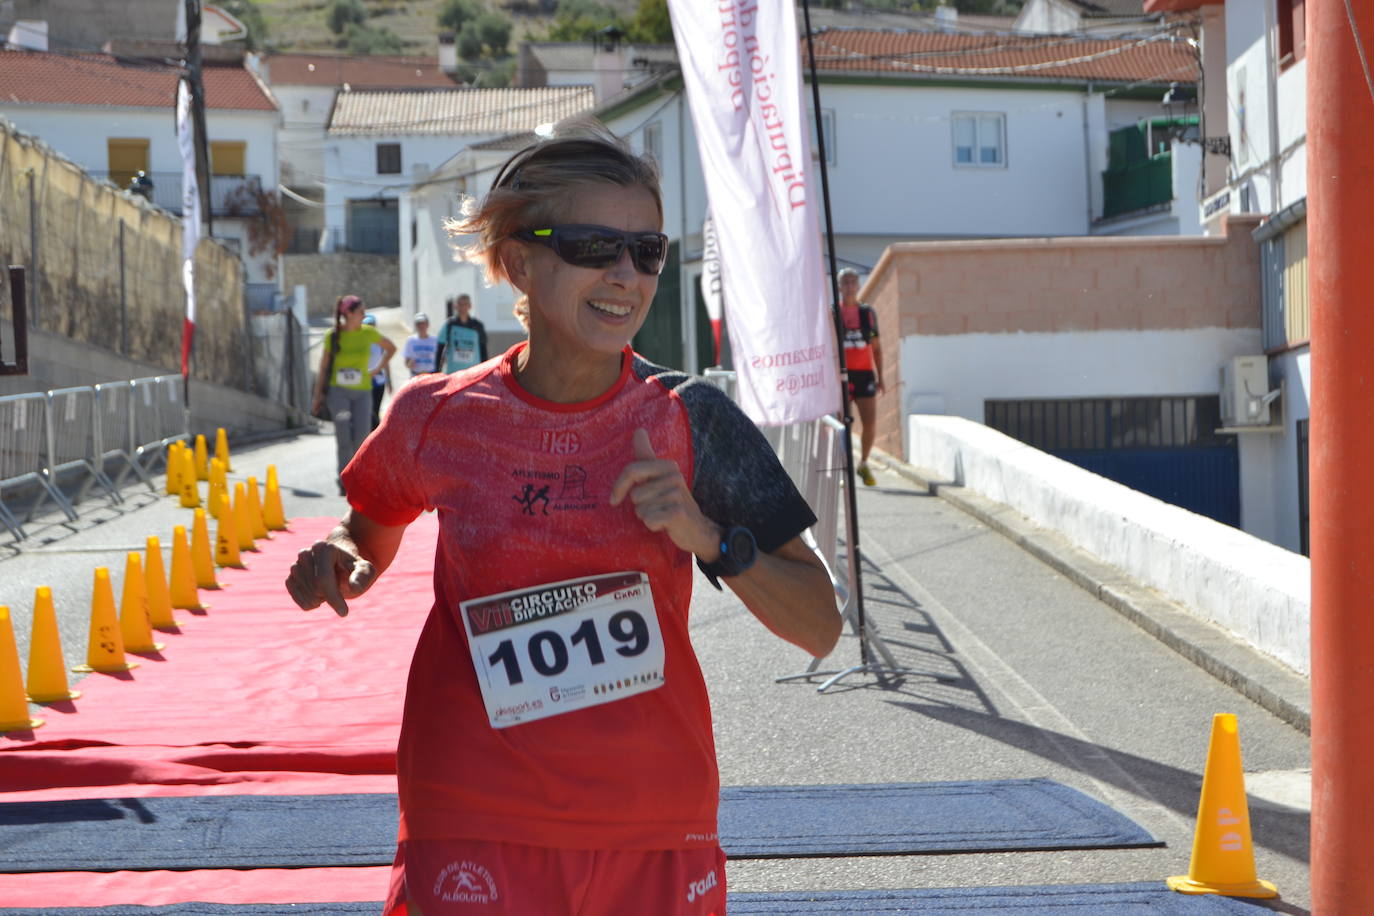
xmin=668 ymin=0 xmax=838 ymax=425
xmin=177 ymin=78 xmax=200 ymax=376
xmin=701 ymin=211 xmax=723 ymax=366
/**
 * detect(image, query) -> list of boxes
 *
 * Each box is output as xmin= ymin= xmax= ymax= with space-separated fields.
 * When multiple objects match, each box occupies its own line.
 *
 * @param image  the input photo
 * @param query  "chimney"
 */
xmin=592 ymin=26 xmax=626 ymax=104
xmin=7 ymin=20 xmax=48 ymax=51
xmin=934 ymin=5 xmax=958 ymax=25
xmin=438 ymin=31 xmax=456 ymax=75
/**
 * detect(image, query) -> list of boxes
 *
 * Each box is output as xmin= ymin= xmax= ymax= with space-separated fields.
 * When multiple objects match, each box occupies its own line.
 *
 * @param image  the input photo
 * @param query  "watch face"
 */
xmin=727 ymin=527 xmax=756 ymax=568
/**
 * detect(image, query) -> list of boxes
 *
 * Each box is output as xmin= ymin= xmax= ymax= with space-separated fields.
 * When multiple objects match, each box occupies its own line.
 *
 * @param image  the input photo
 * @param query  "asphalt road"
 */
xmin=0 ymin=427 xmax=1311 ymax=911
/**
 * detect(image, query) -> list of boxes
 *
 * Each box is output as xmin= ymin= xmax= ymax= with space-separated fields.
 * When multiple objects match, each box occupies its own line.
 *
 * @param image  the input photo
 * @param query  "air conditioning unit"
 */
xmin=1220 ymin=355 xmax=1278 ymax=427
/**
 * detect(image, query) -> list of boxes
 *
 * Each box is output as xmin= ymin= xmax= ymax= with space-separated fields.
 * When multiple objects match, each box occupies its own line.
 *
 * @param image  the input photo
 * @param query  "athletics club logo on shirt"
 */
xmin=511 ymin=465 xmax=596 ymax=514
xmin=435 ymin=860 xmax=498 ymax=904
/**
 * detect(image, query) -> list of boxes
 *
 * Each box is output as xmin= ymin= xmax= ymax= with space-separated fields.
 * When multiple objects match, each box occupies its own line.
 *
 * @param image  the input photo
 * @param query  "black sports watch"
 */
xmin=697 ymin=526 xmax=758 ymax=590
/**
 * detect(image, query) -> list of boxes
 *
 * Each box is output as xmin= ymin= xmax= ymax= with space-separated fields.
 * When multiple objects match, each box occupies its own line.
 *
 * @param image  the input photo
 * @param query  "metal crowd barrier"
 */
xmin=0 ymin=374 xmax=187 ymax=541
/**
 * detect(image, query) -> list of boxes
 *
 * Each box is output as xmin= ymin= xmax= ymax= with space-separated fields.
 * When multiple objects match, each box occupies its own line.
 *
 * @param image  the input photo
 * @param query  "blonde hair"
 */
xmin=512 ymin=294 xmax=530 ymax=332
xmin=448 ymin=126 xmax=663 ymax=286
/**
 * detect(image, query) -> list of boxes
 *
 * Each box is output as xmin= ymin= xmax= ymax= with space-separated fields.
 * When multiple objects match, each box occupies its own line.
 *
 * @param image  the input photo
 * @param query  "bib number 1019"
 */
xmin=486 ymin=609 xmax=649 ymax=686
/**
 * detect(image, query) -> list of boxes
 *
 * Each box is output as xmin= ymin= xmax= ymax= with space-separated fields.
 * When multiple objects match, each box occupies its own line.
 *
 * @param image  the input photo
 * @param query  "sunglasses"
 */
xmin=513 ymin=224 xmax=669 ymax=276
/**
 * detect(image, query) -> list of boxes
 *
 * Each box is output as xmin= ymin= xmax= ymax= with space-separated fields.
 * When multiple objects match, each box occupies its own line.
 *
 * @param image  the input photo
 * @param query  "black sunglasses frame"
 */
xmin=513 ymin=224 xmax=669 ymax=276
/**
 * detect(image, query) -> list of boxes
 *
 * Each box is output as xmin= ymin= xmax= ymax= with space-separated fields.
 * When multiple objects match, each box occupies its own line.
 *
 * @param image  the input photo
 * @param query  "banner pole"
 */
xmin=800 ymin=0 xmax=868 ymax=667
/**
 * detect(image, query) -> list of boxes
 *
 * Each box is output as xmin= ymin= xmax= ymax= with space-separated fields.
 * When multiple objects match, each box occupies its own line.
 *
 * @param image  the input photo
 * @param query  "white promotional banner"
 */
xmin=700 ymin=211 xmax=723 ymax=366
xmin=668 ymin=0 xmax=838 ymax=425
xmin=176 ymin=78 xmax=200 ymax=375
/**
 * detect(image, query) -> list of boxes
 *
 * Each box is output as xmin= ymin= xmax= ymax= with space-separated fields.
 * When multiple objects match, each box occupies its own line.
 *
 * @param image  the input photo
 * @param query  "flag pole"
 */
xmin=800 ymin=0 xmax=868 ymax=668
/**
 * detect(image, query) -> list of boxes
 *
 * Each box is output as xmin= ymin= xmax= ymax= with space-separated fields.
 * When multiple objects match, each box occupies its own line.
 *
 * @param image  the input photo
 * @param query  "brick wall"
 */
xmin=864 ymin=213 xmax=1265 ymax=461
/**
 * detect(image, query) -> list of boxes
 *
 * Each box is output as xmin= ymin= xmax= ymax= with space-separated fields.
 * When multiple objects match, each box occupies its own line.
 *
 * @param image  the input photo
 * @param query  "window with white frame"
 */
xmin=809 ymin=108 xmax=836 ymax=165
xmin=951 ymin=112 xmax=1006 ymax=167
xmin=643 ymin=121 xmax=662 ymax=163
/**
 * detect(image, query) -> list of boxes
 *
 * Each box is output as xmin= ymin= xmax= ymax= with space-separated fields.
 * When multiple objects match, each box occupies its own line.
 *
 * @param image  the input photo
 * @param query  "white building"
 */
xmin=1147 ymin=0 xmax=1310 ymax=554
xmin=1015 ymin=0 xmax=1159 ymax=35
xmin=0 ymin=44 xmax=282 ymax=295
xmin=326 ymin=86 xmax=594 ymax=264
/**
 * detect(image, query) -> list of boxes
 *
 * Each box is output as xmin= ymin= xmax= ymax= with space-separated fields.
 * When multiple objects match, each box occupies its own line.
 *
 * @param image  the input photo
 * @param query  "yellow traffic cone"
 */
xmin=1167 ymin=714 xmax=1278 ymax=898
xmin=233 ymin=483 xmax=258 ymax=552
xmin=193 ymin=433 xmax=210 ymax=481
xmin=73 ymin=568 xmax=139 ymax=673
xmin=165 ymin=441 xmax=182 ymax=496
xmin=207 ymin=461 xmax=227 ymax=522
xmin=119 ymin=552 xmax=164 ymax=654
xmin=170 ymin=525 xmax=208 ymax=612
xmin=191 ymin=508 xmax=221 ymax=589
xmin=215 ymin=427 xmax=232 ymax=473
xmin=179 ymin=447 xmax=201 ymax=509
xmin=0 ymin=607 xmax=43 ymax=733
xmin=26 ymin=587 xmax=79 ymax=703
xmin=246 ymin=476 xmax=270 ymax=540
xmin=263 ymin=464 xmax=287 ymax=531
xmin=144 ymin=537 xmax=181 ymax=631
xmin=215 ymin=493 xmax=245 ymax=569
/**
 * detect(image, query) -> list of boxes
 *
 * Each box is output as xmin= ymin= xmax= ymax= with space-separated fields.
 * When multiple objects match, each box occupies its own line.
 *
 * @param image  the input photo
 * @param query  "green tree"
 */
xmin=474 ymin=58 xmax=516 ymax=88
xmin=547 ymin=0 xmax=627 ymax=42
xmin=475 ymin=11 xmax=512 ymax=57
xmin=628 ymin=0 xmax=671 ymax=43
xmin=345 ymin=23 xmax=405 ymax=54
xmin=438 ymin=0 xmax=483 ymax=33
xmin=456 ymin=22 xmax=484 ymax=59
xmin=326 ymin=0 xmax=368 ymax=35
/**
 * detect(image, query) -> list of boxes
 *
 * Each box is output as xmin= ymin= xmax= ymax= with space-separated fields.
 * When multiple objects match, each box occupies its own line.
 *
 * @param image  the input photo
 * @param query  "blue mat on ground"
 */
xmin=0 ymin=779 xmax=1156 ymax=873
xmin=0 ymin=884 xmax=1277 ymax=915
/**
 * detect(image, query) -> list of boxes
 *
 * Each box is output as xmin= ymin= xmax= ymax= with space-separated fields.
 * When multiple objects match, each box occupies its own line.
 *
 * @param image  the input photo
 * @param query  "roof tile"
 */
xmin=807 ymin=28 xmax=1198 ymax=84
xmin=0 ymin=48 xmax=276 ymax=111
xmin=328 ymin=86 xmax=596 ymax=136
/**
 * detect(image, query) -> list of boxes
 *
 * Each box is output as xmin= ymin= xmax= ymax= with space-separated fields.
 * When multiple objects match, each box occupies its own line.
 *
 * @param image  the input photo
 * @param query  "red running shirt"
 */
xmin=841 ymin=304 xmax=878 ymax=371
xmin=343 ymin=343 xmax=816 ymax=851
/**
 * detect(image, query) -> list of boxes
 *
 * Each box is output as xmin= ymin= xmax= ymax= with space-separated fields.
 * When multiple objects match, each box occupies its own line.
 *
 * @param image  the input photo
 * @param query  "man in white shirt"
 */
xmin=403 ymin=313 xmax=439 ymax=377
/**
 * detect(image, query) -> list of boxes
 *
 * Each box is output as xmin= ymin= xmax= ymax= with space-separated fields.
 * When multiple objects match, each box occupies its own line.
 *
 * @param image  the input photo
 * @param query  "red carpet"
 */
xmin=0 ymin=514 xmax=438 ymax=907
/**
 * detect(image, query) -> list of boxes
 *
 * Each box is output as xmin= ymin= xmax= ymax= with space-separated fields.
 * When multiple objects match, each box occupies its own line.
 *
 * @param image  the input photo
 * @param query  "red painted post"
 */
xmin=1309 ymin=1 xmax=1374 ymax=911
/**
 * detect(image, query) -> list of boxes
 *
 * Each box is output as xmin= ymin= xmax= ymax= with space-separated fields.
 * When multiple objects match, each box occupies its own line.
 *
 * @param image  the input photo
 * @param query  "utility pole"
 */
xmin=1309 ymin=1 xmax=1374 ymax=911
xmin=183 ymin=0 xmax=213 ymax=237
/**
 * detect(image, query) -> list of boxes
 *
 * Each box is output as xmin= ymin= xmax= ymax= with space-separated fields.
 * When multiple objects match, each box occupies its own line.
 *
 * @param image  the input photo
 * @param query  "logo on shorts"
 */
xmin=434 ymin=860 xmax=499 ymax=905
xmin=686 ymin=868 xmax=718 ymax=903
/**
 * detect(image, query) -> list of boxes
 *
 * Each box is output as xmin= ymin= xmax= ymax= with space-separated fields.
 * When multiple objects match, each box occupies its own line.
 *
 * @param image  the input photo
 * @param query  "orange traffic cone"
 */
xmin=26 ymin=587 xmax=79 ymax=703
xmin=246 ymin=476 xmax=270 ymax=540
xmin=193 ymin=433 xmax=210 ymax=481
xmin=214 ymin=427 xmax=232 ymax=473
xmin=0 ymin=606 xmax=43 ymax=733
xmin=73 ymin=568 xmax=139 ymax=673
xmin=215 ymin=493 xmax=245 ymax=569
xmin=233 ymin=483 xmax=258 ymax=552
xmin=263 ymin=464 xmax=287 ymax=531
xmin=208 ymin=459 xmax=227 ymax=522
xmin=144 ymin=537 xmax=181 ymax=630
xmin=165 ymin=441 xmax=182 ymax=496
xmin=119 ymin=552 xmax=164 ymax=654
xmin=191 ymin=508 xmax=221 ymax=589
xmin=179 ymin=447 xmax=201 ymax=509
xmin=1167 ymin=714 xmax=1278 ymax=898
xmin=170 ymin=525 xmax=208 ymax=612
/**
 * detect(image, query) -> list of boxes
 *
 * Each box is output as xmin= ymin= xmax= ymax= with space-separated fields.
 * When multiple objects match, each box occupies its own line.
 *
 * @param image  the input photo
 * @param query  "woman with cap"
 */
xmin=311 ymin=294 xmax=396 ymax=495
xmin=286 ymin=129 xmax=840 ymax=914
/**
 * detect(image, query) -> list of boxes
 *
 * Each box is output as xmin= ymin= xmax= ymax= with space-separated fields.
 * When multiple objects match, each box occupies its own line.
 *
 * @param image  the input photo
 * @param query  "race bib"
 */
xmin=335 ymin=368 xmax=363 ymax=387
xmin=461 ymin=571 xmax=665 ymax=729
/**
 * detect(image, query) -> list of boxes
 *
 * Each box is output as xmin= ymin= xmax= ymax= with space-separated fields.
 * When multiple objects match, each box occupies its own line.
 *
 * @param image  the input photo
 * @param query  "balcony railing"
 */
xmin=1102 ymin=155 xmax=1173 ymax=219
xmin=93 ymin=172 xmax=264 ymax=217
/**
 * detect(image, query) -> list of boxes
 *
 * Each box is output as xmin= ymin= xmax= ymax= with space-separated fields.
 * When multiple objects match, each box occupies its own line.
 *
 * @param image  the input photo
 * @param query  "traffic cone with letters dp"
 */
xmin=1167 ymin=713 xmax=1278 ymax=898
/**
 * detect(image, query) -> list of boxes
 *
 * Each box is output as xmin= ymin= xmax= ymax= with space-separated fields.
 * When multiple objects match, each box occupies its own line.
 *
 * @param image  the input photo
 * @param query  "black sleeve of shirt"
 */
xmin=636 ymin=360 xmax=817 ymax=554
xmin=475 ymin=318 xmax=488 ymax=361
xmin=433 ymin=320 xmax=450 ymax=368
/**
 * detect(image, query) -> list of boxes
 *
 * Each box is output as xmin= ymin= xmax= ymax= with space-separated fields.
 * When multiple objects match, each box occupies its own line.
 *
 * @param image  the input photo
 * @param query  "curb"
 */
xmin=869 ymin=450 xmax=1312 ymax=735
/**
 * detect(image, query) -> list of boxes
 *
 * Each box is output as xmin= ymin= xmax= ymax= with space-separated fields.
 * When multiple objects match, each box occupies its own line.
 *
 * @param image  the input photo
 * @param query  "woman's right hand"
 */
xmin=285 ymin=535 xmax=378 ymax=617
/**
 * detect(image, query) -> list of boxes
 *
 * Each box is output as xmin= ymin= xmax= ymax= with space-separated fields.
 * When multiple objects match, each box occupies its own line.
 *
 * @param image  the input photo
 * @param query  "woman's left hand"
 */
xmin=609 ymin=428 xmax=719 ymax=559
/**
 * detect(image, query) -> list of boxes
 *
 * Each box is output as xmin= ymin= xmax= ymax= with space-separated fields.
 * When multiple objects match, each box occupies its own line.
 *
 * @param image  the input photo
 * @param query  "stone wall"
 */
xmin=283 ymin=253 xmax=400 ymax=320
xmin=0 ymin=119 xmax=247 ymax=389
